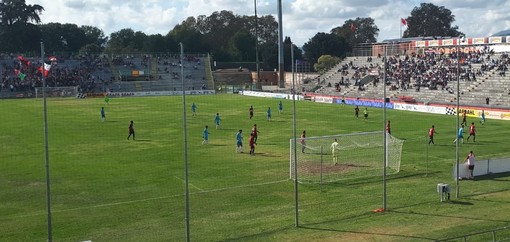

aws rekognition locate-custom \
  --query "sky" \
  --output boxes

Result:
[26,0,510,47]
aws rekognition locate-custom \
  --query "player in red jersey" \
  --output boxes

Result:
[467,122,476,142]
[249,133,256,156]
[428,125,436,144]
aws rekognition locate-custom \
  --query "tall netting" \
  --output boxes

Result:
[290,131,404,183]
[35,86,79,98]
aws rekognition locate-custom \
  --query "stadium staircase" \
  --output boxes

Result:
[204,54,215,90]
[135,82,143,91]
[150,57,158,80]
[107,56,120,81]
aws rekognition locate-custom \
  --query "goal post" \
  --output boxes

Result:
[35,86,79,98]
[290,131,404,183]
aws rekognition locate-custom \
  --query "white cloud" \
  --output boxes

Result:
[25,0,510,46]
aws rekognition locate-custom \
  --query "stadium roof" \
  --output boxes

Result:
[380,36,448,44]
[491,29,510,37]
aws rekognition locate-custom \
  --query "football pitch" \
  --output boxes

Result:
[1,94,510,241]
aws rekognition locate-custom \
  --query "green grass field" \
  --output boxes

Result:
[1,94,510,241]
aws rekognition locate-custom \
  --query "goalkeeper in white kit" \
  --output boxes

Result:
[331,138,339,165]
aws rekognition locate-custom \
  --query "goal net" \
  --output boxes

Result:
[35,86,79,98]
[289,131,404,183]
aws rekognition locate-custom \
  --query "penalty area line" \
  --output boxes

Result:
[0,179,289,220]
[174,176,204,191]
[192,179,288,195]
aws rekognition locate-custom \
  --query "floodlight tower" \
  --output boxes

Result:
[254,0,260,90]
[455,35,465,198]
[277,0,285,88]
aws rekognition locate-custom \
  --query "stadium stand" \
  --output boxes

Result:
[313,47,510,108]
[0,53,211,98]
[107,54,209,92]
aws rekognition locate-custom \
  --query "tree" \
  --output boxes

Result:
[331,17,379,51]
[168,17,207,52]
[259,41,278,71]
[105,28,147,54]
[0,0,44,52]
[197,10,243,51]
[79,43,102,55]
[314,55,341,74]
[302,32,347,65]
[0,0,43,25]
[80,25,107,47]
[142,34,168,52]
[283,36,303,72]
[403,3,463,38]
[229,30,256,61]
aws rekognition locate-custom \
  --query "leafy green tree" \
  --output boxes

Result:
[314,55,341,74]
[106,28,147,54]
[142,34,168,52]
[80,25,107,47]
[0,0,44,52]
[403,3,463,38]
[79,43,102,55]
[331,17,379,50]
[0,0,43,25]
[302,32,347,65]
[168,17,208,52]
[284,36,303,72]
[39,23,67,53]
[259,42,278,71]
[229,30,256,61]
[242,15,278,45]
[197,10,243,51]
[60,23,87,53]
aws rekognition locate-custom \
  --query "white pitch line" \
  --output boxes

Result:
[174,176,204,191]
[0,179,289,220]
[192,179,288,194]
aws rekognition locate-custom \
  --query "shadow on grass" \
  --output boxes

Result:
[221,225,295,242]
[298,225,436,241]
[320,171,441,187]
[390,209,509,223]
[253,152,281,157]
[464,195,510,204]
[448,200,474,205]
[470,171,510,181]
[466,140,500,145]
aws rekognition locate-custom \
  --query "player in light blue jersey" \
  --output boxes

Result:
[202,125,209,144]
[191,103,197,116]
[236,129,243,153]
[100,107,105,122]
[214,113,221,129]
[453,125,464,144]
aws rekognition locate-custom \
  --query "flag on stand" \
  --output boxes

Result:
[18,55,31,67]
[401,18,407,26]
[14,69,26,81]
[38,62,51,77]
[38,56,58,77]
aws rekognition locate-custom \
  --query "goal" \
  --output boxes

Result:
[289,131,404,183]
[35,86,79,98]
